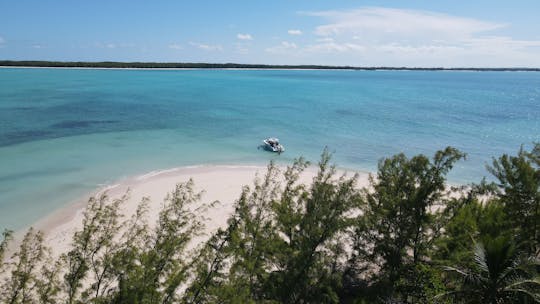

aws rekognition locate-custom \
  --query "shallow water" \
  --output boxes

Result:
[1,68,539,230]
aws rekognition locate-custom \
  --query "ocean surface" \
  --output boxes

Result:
[1,68,539,230]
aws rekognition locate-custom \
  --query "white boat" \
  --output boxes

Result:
[262,137,285,153]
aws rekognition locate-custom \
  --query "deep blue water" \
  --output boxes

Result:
[1,68,539,230]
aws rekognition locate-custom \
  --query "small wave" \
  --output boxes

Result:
[95,183,121,196]
[135,168,183,181]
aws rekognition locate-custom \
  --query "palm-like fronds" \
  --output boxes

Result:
[441,237,539,303]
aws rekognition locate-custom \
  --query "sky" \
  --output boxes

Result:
[1,0,539,67]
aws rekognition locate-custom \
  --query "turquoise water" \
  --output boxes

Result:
[1,68,540,230]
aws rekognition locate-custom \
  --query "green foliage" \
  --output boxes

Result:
[0,228,48,304]
[109,180,209,303]
[62,192,125,303]
[0,181,209,304]
[2,146,540,303]
[350,147,465,301]
[435,198,512,269]
[225,162,282,301]
[434,198,481,267]
[487,143,540,255]
[186,150,361,303]
[395,263,449,304]
[0,229,13,269]
[184,226,237,303]
[184,164,279,303]
[442,236,540,303]
[269,152,361,303]
[37,258,63,303]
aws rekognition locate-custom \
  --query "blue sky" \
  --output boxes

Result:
[1,0,539,67]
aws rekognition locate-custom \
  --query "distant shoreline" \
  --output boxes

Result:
[1,61,539,72]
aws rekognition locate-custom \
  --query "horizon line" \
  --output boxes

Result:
[1,60,539,71]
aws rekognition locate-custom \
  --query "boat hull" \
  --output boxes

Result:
[262,139,284,153]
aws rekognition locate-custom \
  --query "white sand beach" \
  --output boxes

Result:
[27,165,370,257]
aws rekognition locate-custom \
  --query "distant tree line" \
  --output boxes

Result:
[1,145,539,303]
[1,60,539,71]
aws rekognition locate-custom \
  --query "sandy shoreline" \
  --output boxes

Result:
[20,164,369,256]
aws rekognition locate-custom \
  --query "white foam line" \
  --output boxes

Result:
[136,169,178,181]
[95,183,121,196]
[133,165,269,181]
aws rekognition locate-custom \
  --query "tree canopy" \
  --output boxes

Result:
[1,146,539,303]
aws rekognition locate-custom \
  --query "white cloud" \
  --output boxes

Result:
[466,36,540,49]
[288,30,302,35]
[169,43,183,50]
[266,41,298,54]
[306,42,365,53]
[294,7,540,67]
[106,43,116,49]
[305,7,504,40]
[0,36,4,44]
[316,37,334,43]
[32,44,43,49]
[237,33,253,40]
[374,43,464,54]
[189,42,223,51]
[282,41,297,49]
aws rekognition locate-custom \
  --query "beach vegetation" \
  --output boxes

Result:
[487,144,540,256]
[0,228,48,303]
[440,235,540,303]
[344,147,466,303]
[0,229,13,270]
[0,146,539,303]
